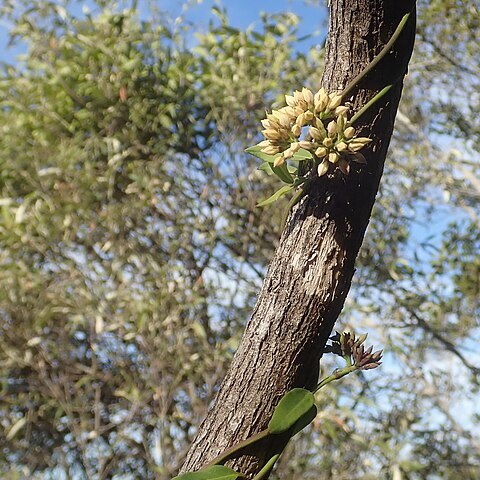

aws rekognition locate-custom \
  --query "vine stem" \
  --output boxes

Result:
[341,10,413,99]
[251,454,281,480]
[207,429,270,467]
[312,364,358,394]
[348,84,393,125]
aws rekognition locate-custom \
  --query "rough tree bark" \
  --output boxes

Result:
[180,0,416,477]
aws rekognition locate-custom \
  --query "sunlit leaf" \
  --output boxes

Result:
[268,388,315,434]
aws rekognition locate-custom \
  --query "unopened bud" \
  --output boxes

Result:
[314,87,329,112]
[348,142,365,152]
[335,105,349,116]
[328,152,340,164]
[344,126,355,139]
[315,146,328,158]
[285,94,296,107]
[327,121,338,137]
[327,93,343,110]
[302,87,314,105]
[296,113,307,127]
[317,159,329,177]
[272,109,292,127]
[284,142,300,158]
[262,129,281,141]
[261,145,280,155]
[299,140,314,150]
[291,124,302,137]
[323,137,334,148]
[309,126,324,141]
[304,111,314,122]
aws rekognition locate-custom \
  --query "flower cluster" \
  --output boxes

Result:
[258,87,372,176]
[327,331,383,370]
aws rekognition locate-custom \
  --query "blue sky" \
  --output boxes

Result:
[0,0,327,64]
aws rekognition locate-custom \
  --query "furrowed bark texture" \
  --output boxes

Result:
[180,0,416,477]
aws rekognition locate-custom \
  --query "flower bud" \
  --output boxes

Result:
[353,137,372,145]
[323,137,333,148]
[317,159,329,177]
[293,90,307,109]
[296,113,307,127]
[309,126,324,141]
[273,155,285,167]
[335,105,349,116]
[315,118,327,136]
[281,106,296,118]
[327,121,338,137]
[302,87,314,105]
[327,93,343,110]
[299,140,314,150]
[291,124,302,137]
[285,94,296,107]
[261,145,280,155]
[348,142,367,152]
[336,114,346,131]
[343,126,355,139]
[328,152,340,164]
[284,142,300,159]
[315,146,328,158]
[314,87,329,112]
[272,109,291,128]
[336,141,348,152]
[262,129,281,141]
[294,106,305,116]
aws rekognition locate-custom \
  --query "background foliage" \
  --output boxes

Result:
[0,1,478,479]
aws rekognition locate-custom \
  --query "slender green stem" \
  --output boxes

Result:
[251,454,281,480]
[341,10,413,99]
[348,84,393,125]
[207,429,270,467]
[281,178,311,230]
[312,365,358,394]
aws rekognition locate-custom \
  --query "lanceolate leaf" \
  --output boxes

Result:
[271,162,294,184]
[256,184,294,207]
[257,162,274,175]
[268,388,315,434]
[172,465,245,480]
[291,148,313,161]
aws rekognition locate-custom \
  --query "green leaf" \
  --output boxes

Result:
[172,465,245,480]
[291,404,317,437]
[256,185,294,207]
[271,162,293,184]
[268,388,315,434]
[291,148,313,161]
[257,162,273,175]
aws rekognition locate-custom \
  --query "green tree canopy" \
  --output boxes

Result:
[0,1,478,479]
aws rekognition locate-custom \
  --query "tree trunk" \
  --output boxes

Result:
[179,0,416,477]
